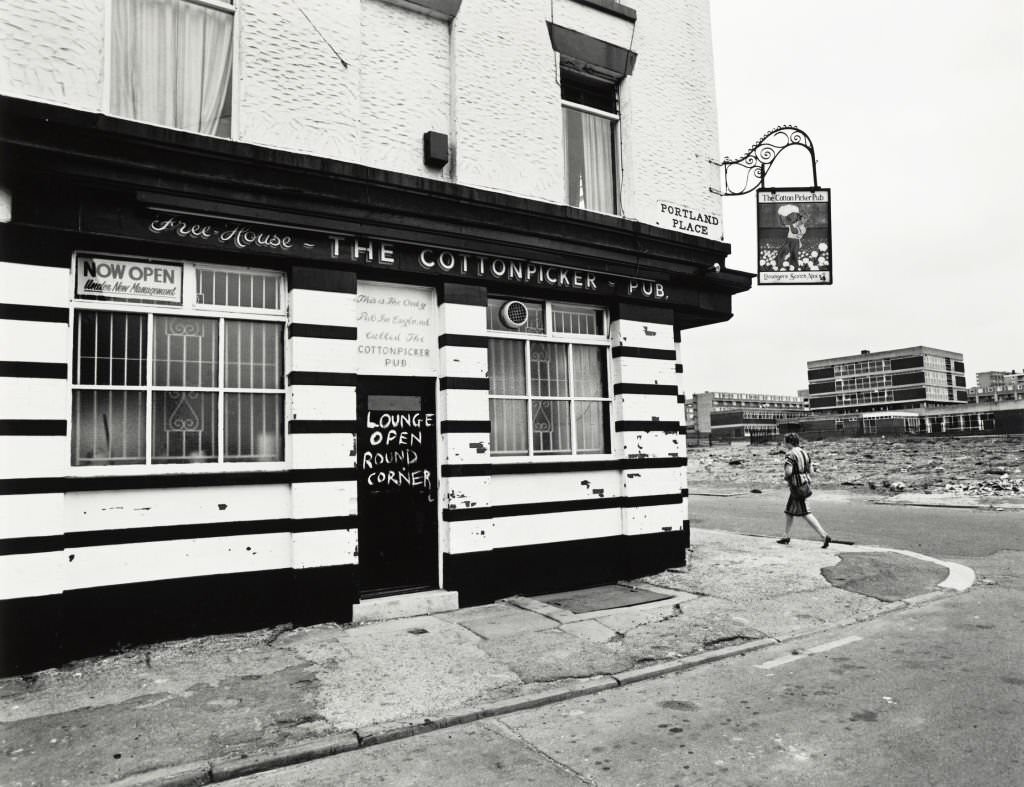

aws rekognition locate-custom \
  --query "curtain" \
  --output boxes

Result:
[572,346,608,453]
[574,400,608,454]
[488,339,528,454]
[532,400,571,453]
[488,339,526,395]
[111,0,233,135]
[563,107,616,213]
[489,399,528,455]
[530,342,569,397]
[72,390,147,465]
[571,345,606,397]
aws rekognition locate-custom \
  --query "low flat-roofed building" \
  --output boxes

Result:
[691,390,807,437]
[779,401,1023,440]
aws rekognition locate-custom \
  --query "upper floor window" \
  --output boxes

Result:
[110,0,234,137]
[561,69,618,215]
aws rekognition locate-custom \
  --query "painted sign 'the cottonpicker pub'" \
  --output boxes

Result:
[756,188,833,285]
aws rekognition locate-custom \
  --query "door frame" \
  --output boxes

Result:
[355,374,440,595]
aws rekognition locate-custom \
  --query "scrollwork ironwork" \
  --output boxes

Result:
[710,126,818,197]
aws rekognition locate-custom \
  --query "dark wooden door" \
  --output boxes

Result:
[356,376,438,595]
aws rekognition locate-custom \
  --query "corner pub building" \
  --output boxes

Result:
[0,0,751,674]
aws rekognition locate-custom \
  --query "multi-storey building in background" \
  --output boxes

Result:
[690,390,807,441]
[975,370,1023,388]
[0,0,752,673]
[806,347,967,414]
[968,382,1024,404]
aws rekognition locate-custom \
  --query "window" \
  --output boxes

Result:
[110,0,234,136]
[562,70,618,214]
[487,299,610,456]
[72,262,285,467]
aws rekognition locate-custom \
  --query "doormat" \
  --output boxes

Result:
[533,585,672,614]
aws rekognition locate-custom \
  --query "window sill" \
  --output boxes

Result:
[66,461,289,477]
[490,453,616,464]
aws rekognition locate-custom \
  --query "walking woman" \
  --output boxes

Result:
[777,433,831,548]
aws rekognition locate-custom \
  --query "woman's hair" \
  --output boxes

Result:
[783,432,800,446]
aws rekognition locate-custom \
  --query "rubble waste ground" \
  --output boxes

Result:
[686,434,1023,500]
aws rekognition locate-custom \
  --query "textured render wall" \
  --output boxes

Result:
[238,0,450,178]
[621,0,724,228]
[0,0,105,110]
[0,0,723,231]
[551,0,634,49]
[358,1,450,176]
[452,0,565,202]
[237,0,362,164]
[452,0,721,222]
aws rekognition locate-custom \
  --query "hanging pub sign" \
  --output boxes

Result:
[756,188,832,285]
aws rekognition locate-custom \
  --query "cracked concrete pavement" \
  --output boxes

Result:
[0,528,972,787]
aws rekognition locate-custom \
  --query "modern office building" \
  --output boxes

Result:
[807,347,967,414]
[0,0,752,673]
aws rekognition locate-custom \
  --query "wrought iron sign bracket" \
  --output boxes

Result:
[709,126,818,197]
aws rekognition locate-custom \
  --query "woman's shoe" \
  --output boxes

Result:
[776,538,790,545]
[822,535,831,549]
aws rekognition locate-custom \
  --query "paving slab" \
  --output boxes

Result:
[534,584,673,614]
[478,629,636,683]
[2,664,330,786]
[610,596,767,663]
[559,619,619,644]
[435,603,560,639]
[596,602,691,636]
[725,587,901,640]
[646,541,839,602]
[275,616,521,730]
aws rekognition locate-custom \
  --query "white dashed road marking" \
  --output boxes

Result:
[756,635,863,670]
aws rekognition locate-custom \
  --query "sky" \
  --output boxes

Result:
[680,0,1024,395]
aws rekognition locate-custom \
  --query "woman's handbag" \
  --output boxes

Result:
[791,476,813,500]
[790,447,813,500]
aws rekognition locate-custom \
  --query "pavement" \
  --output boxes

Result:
[0,528,976,787]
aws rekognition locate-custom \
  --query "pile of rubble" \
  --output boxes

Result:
[686,435,1024,499]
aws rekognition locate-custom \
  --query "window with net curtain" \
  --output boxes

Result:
[71,264,285,466]
[487,299,610,456]
[110,0,234,137]
[562,70,618,214]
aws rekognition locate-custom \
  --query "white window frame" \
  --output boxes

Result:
[486,299,612,461]
[68,255,287,475]
[561,75,621,216]
[104,0,238,138]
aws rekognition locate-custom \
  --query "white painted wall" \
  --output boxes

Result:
[0,0,722,230]
[0,0,106,109]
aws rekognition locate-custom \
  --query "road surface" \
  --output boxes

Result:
[235,493,1024,785]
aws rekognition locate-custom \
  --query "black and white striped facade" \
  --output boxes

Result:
[0,97,751,674]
